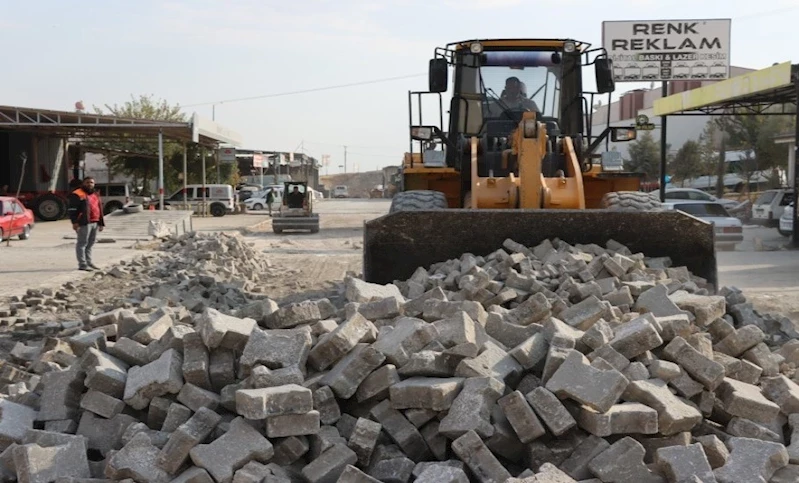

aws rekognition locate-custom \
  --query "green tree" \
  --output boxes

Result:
[625,131,661,181]
[720,114,792,191]
[669,140,702,186]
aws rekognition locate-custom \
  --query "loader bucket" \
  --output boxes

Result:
[363,209,718,290]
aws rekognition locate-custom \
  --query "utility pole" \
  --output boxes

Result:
[343,145,347,173]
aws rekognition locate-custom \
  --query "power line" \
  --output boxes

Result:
[181,73,426,108]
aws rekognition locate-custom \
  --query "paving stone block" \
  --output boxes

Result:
[320,344,386,399]
[716,377,781,426]
[271,435,309,466]
[609,313,664,359]
[265,410,320,438]
[577,402,659,437]
[439,376,504,439]
[695,435,729,469]
[648,360,681,382]
[622,379,702,436]
[545,350,628,413]
[181,332,213,391]
[105,432,171,483]
[13,435,91,483]
[668,291,726,327]
[167,466,215,483]
[337,465,382,483]
[455,340,523,384]
[497,390,546,443]
[79,390,124,419]
[189,417,274,483]
[654,443,715,483]
[525,387,576,436]
[451,430,512,483]
[348,418,381,466]
[369,400,430,462]
[559,434,610,480]
[587,436,666,483]
[0,399,37,445]
[209,349,237,392]
[313,386,341,425]
[162,403,193,433]
[235,384,313,419]
[760,375,799,415]
[307,313,373,371]
[239,326,313,375]
[713,437,788,483]
[123,348,184,410]
[713,325,765,358]
[301,443,358,483]
[263,300,322,329]
[373,317,438,367]
[156,407,221,475]
[196,308,256,351]
[355,364,400,402]
[389,377,464,411]
[662,336,726,391]
[248,365,304,389]
[37,368,86,421]
[77,412,138,456]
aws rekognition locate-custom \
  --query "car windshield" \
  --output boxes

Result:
[674,203,731,217]
[459,50,562,120]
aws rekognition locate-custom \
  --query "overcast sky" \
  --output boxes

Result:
[3,0,797,174]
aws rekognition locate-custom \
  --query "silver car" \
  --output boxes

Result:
[664,201,744,249]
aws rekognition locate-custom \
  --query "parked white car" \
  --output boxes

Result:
[664,188,738,210]
[245,188,283,211]
[664,201,743,249]
[752,189,794,227]
[779,201,794,237]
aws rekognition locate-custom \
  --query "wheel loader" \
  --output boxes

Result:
[363,38,717,288]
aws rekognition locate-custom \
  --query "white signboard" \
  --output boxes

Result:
[602,19,731,82]
[252,153,264,168]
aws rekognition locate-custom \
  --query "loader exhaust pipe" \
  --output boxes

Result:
[363,209,717,290]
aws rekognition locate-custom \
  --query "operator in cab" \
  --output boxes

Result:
[286,186,305,208]
[500,76,539,111]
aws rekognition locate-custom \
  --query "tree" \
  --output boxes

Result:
[87,95,240,194]
[625,131,661,181]
[670,140,702,186]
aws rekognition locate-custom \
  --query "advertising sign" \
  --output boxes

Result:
[602,19,731,82]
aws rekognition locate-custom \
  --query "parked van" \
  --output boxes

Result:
[164,184,236,217]
[94,183,131,215]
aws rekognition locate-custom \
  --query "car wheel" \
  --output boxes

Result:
[18,225,31,240]
[210,203,227,217]
[253,203,264,211]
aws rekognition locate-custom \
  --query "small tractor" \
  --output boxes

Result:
[272,181,320,234]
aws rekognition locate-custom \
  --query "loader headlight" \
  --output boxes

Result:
[563,41,576,53]
[411,126,434,141]
[470,42,483,54]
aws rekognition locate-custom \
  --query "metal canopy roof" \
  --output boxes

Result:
[0,104,242,147]
[653,62,798,116]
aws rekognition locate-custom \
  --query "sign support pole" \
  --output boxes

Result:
[659,81,668,202]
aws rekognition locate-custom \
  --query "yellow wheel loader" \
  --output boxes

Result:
[363,39,717,287]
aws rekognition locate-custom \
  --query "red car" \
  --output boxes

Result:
[0,196,34,241]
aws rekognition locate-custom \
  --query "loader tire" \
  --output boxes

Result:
[600,191,663,212]
[389,190,449,213]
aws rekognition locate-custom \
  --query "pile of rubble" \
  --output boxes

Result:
[0,233,277,328]
[2,236,799,482]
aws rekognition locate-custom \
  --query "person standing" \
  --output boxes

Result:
[67,176,105,271]
[266,188,275,216]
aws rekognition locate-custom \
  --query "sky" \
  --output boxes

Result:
[2,0,798,174]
